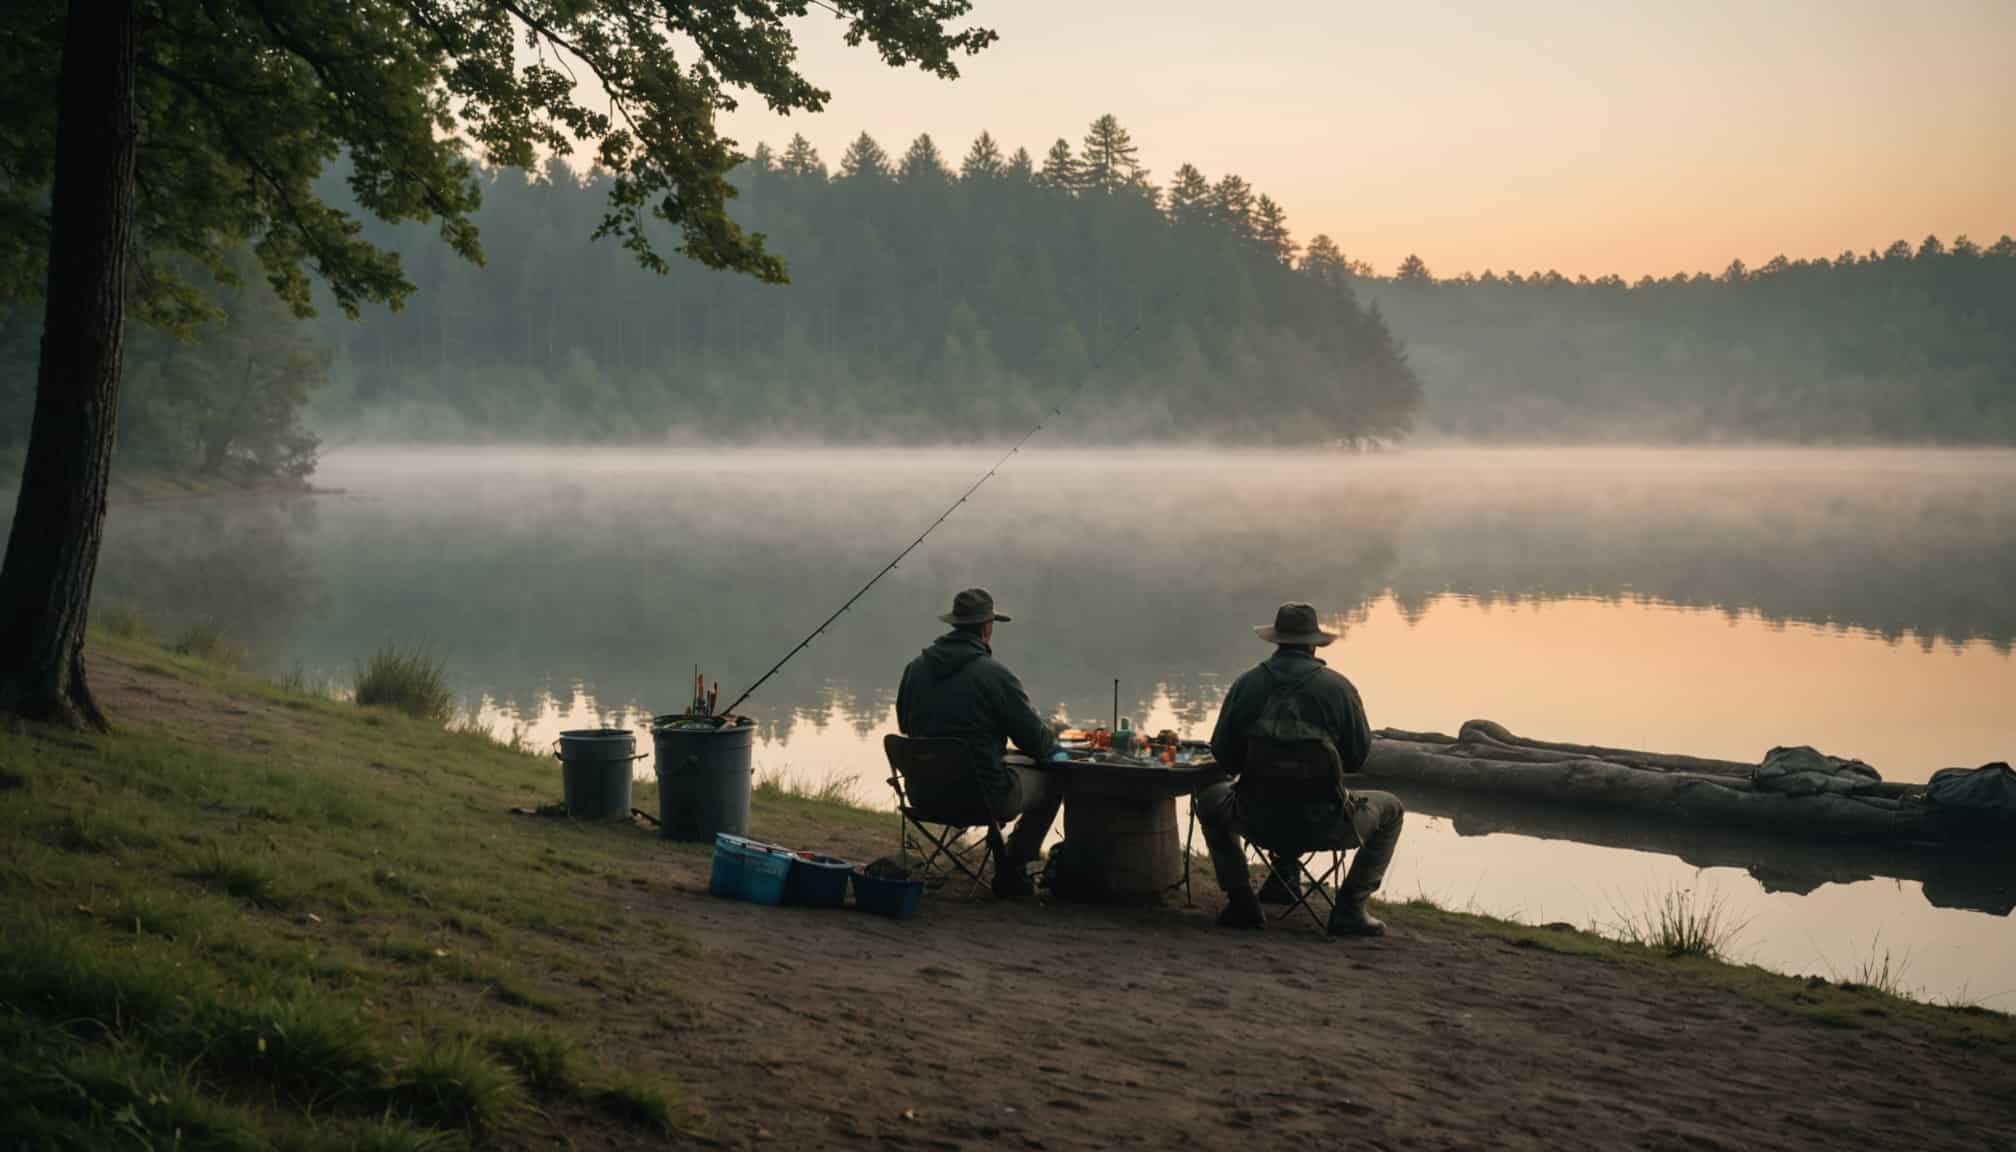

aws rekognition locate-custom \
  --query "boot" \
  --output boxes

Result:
[1327,895,1385,938]
[1216,886,1266,930]
[1256,860,1301,906]
[992,862,1036,902]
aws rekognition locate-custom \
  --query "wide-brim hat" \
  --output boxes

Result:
[939,587,1012,625]
[1255,601,1337,646]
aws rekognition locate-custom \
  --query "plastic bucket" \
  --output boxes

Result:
[555,728,638,821]
[852,869,925,920]
[651,715,755,842]
[785,854,854,909]
[738,842,793,905]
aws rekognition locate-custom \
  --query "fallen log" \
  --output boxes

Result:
[1358,721,2006,845]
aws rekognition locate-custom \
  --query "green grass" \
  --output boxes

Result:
[187,844,290,908]
[353,642,456,723]
[1604,885,1747,960]
[388,1037,526,1132]
[92,597,149,641]
[596,1076,684,1136]
[0,633,748,1146]
[1832,935,1914,999]
[172,619,247,669]
[275,663,334,699]
[754,765,866,808]
[487,1028,580,1098]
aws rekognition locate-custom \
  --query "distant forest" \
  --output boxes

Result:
[4,114,2014,470]
[1362,237,2016,441]
[307,116,1418,444]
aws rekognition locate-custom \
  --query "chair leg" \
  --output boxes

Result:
[1260,851,1342,931]
[1281,852,1341,928]
[1177,799,1198,906]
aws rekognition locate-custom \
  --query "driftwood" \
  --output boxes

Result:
[1359,721,2004,845]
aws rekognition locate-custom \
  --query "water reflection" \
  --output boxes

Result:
[52,447,2016,1006]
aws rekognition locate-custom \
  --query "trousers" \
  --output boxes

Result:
[1194,781,1405,901]
[993,760,1064,866]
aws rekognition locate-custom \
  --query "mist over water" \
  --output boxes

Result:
[76,445,2016,1005]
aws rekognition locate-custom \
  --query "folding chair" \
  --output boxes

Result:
[1237,738,1356,931]
[882,734,1009,896]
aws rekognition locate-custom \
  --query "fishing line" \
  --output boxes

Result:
[716,306,1163,718]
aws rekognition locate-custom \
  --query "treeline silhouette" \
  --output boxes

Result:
[5,116,2013,465]
[310,115,1419,444]
[1362,236,2016,441]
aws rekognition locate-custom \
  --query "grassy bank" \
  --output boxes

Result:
[0,635,703,1149]
[2,635,2004,1147]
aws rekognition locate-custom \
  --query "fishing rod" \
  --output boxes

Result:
[715,310,1161,719]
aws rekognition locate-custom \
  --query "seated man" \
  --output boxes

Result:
[1195,602,1404,935]
[896,587,1067,899]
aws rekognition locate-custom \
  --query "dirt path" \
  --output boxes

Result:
[629,817,2014,1152]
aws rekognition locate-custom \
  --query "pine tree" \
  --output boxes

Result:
[899,134,952,184]
[839,132,893,181]
[960,131,1005,180]
[1037,139,1080,192]
[1254,194,1294,264]
[1005,147,1035,182]
[1302,234,1346,283]
[1079,113,1147,194]
[780,134,826,180]
[1164,164,1212,228]
[1210,174,1255,239]
[1395,253,1432,281]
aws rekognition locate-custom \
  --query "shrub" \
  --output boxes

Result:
[173,620,246,668]
[1606,885,1746,960]
[353,643,455,724]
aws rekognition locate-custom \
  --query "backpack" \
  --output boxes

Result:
[1240,668,1349,811]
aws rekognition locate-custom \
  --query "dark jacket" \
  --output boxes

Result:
[896,630,1057,792]
[1208,648,1372,780]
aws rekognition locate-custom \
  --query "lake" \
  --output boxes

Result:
[87,446,2016,1007]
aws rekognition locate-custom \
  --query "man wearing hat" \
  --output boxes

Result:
[1195,602,1405,935]
[897,587,1068,900]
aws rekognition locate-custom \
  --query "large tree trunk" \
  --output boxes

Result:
[0,0,139,730]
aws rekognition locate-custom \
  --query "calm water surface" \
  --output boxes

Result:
[92,447,2016,1006]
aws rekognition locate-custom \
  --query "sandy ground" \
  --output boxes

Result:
[625,812,2016,1152]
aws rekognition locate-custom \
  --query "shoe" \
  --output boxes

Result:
[1327,896,1386,937]
[1216,888,1266,930]
[1256,866,1301,906]
[992,865,1036,902]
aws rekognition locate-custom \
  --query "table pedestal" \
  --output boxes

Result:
[1054,793,1182,903]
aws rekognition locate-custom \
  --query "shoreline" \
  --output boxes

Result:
[1,634,2008,1147]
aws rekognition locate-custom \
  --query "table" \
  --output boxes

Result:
[1045,755,1222,904]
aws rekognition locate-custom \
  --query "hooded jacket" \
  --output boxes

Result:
[896,630,1057,792]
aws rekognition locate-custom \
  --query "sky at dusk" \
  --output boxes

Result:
[714,0,2014,280]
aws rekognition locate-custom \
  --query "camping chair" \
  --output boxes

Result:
[1237,738,1356,930]
[882,734,1009,896]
